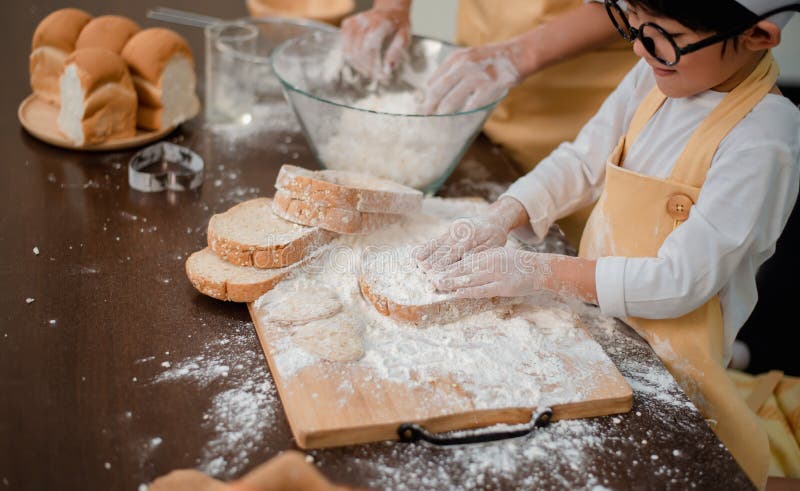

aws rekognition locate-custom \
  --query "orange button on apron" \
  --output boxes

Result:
[666,194,693,221]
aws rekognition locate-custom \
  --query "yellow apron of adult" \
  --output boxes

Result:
[579,52,779,489]
[457,0,638,244]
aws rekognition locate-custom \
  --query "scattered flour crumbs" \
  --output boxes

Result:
[256,199,610,412]
[147,320,278,478]
[141,199,700,489]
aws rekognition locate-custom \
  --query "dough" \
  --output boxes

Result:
[261,287,342,325]
[292,312,365,362]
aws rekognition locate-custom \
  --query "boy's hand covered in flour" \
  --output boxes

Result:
[431,247,553,299]
[341,0,412,82]
[416,196,527,271]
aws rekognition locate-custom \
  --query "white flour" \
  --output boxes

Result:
[146,321,278,479]
[360,244,448,305]
[254,198,614,411]
[311,97,484,190]
[296,305,710,491]
[135,269,705,489]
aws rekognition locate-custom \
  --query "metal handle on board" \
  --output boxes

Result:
[396,407,553,446]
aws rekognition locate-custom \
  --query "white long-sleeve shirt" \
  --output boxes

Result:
[503,58,800,362]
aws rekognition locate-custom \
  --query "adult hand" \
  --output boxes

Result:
[432,247,553,299]
[341,0,412,82]
[420,43,523,115]
[416,196,528,271]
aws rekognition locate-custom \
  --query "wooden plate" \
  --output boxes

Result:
[18,94,183,152]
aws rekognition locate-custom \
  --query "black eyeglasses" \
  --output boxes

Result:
[605,0,800,66]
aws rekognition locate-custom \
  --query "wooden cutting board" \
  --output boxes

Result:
[248,302,632,449]
[247,197,632,449]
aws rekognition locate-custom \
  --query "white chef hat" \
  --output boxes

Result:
[733,0,797,28]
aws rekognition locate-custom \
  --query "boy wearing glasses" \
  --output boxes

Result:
[419,0,799,487]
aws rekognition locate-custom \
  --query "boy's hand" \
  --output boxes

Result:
[416,196,528,271]
[431,247,552,299]
[416,217,510,272]
[341,0,411,82]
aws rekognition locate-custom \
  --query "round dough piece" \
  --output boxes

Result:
[260,287,342,325]
[292,312,365,362]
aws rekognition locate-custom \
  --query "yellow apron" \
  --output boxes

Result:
[579,52,779,489]
[730,370,800,478]
[457,0,638,244]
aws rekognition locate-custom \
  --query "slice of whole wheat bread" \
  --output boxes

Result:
[185,247,308,302]
[358,276,512,326]
[207,197,334,269]
[271,189,402,235]
[275,164,423,214]
[357,245,513,326]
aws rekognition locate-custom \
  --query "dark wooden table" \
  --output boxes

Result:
[0,2,755,490]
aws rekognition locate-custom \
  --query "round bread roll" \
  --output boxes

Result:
[75,15,141,54]
[30,8,93,105]
[121,28,199,130]
[57,48,137,146]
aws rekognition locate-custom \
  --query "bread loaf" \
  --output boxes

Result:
[207,197,335,269]
[57,48,137,146]
[75,15,141,54]
[121,28,199,130]
[30,8,93,105]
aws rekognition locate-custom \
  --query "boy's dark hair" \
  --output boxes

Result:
[626,0,760,52]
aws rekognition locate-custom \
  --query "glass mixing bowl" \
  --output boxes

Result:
[270,30,507,194]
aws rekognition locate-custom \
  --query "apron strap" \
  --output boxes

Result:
[670,52,780,188]
[620,85,667,162]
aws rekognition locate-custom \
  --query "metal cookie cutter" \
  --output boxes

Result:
[128,142,204,192]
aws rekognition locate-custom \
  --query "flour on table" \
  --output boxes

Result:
[143,321,278,479]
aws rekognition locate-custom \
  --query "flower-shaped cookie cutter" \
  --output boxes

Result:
[128,142,204,192]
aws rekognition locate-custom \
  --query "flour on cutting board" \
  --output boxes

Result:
[253,198,614,410]
[136,199,700,487]
[301,304,708,491]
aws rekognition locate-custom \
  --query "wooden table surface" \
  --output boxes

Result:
[0,1,755,490]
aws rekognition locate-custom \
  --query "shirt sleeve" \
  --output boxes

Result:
[596,105,800,319]
[501,60,651,243]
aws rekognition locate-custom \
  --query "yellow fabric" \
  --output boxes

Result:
[456,0,638,245]
[578,52,780,489]
[776,376,800,443]
[730,370,800,478]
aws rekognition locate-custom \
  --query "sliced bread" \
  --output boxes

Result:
[271,189,402,235]
[207,197,334,269]
[275,164,423,214]
[185,247,307,302]
[358,245,513,326]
